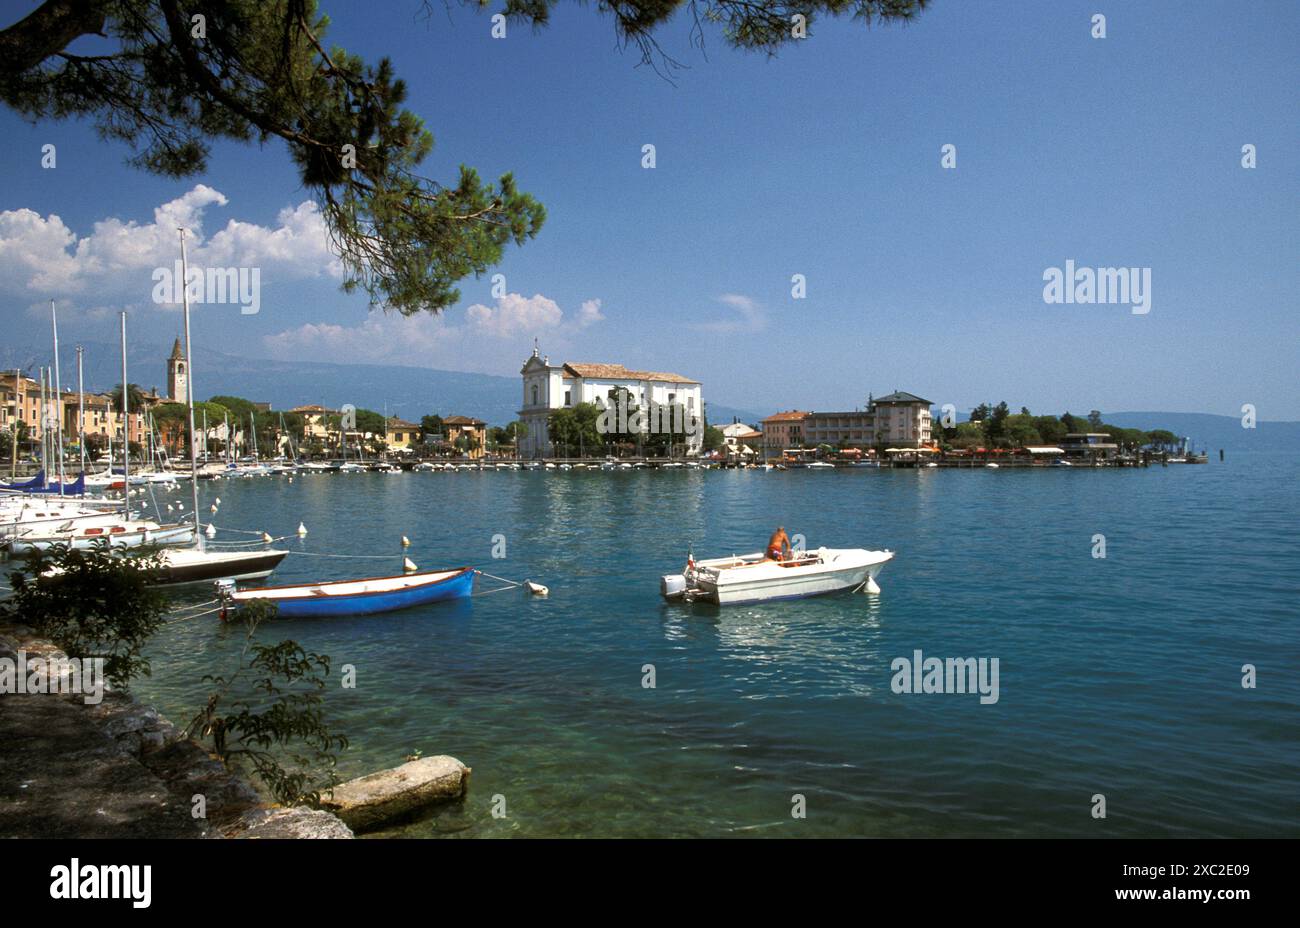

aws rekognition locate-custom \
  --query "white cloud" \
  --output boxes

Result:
[692,293,765,333]
[263,291,606,371]
[0,209,79,293]
[575,298,605,328]
[465,292,564,337]
[263,313,461,368]
[0,186,340,311]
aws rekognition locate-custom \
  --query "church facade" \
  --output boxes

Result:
[518,346,703,459]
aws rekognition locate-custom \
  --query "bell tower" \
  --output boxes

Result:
[167,338,188,402]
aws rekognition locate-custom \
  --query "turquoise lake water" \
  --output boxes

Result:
[132,455,1300,837]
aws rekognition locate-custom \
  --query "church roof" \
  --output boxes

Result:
[563,362,699,384]
[169,338,185,361]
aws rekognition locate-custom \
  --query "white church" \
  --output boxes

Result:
[518,346,704,459]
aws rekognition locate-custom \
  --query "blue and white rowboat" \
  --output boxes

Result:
[229,566,474,618]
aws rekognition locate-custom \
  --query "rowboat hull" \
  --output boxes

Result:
[231,567,474,618]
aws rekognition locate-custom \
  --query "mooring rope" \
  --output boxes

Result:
[473,582,524,597]
[283,550,405,560]
[474,569,524,588]
[205,535,295,548]
[206,524,276,537]
[167,597,220,614]
[165,598,223,623]
[472,569,547,598]
[167,605,224,623]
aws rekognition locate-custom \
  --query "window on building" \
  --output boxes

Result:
[531,384,538,406]
[565,389,571,406]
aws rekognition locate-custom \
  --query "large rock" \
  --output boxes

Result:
[228,807,354,839]
[322,756,469,832]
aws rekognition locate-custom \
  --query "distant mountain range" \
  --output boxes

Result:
[1098,412,1299,453]
[0,341,762,429]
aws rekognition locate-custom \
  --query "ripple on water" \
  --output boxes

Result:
[133,457,1300,837]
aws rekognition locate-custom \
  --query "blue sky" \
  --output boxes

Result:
[0,0,1296,418]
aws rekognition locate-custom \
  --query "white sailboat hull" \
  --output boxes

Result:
[8,522,195,554]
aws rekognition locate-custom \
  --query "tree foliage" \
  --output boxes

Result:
[473,0,929,74]
[110,382,147,414]
[1,0,927,314]
[549,402,603,456]
[938,404,1183,451]
[3,541,169,688]
[419,414,444,437]
[187,600,348,807]
[0,0,544,316]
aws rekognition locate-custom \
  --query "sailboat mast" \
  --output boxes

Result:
[9,369,18,480]
[179,229,203,547]
[76,346,85,476]
[120,312,130,517]
[50,301,66,493]
[38,368,46,478]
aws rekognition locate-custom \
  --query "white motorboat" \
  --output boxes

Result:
[660,546,894,605]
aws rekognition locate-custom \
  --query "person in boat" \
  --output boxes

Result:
[766,526,792,561]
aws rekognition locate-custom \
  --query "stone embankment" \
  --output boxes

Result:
[0,623,469,839]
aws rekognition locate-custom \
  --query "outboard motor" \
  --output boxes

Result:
[214,578,237,621]
[660,573,687,601]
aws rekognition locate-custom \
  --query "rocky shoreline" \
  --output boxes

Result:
[0,622,469,839]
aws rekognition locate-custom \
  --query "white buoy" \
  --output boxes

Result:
[403,557,418,572]
[526,581,549,597]
[205,523,216,538]
[401,535,411,547]
[864,576,881,594]
[214,497,221,505]
[261,531,273,543]
[297,522,308,537]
